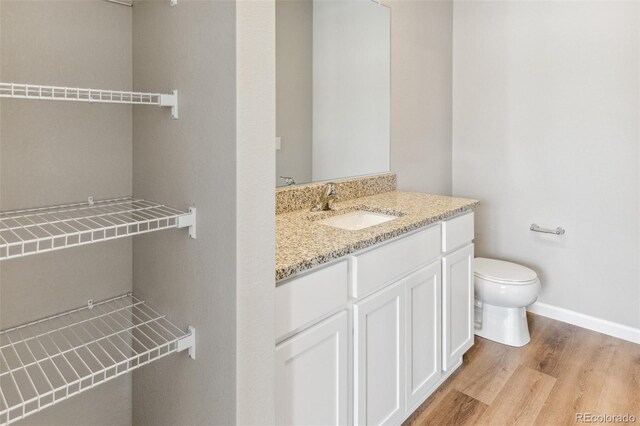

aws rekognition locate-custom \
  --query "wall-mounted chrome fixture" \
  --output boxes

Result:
[279,176,297,186]
[530,223,565,235]
[104,0,133,7]
[103,0,177,7]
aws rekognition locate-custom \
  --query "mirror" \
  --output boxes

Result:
[276,0,390,187]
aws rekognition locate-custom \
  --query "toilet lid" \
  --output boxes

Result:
[474,258,538,284]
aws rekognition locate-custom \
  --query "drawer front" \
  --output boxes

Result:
[353,225,441,298]
[276,260,349,340]
[442,212,474,253]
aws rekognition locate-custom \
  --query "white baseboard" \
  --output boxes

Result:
[527,302,640,344]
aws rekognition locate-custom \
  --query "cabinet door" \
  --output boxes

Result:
[354,281,405,426]
[442,244,474,371]
[276,311,349,426]
[405,261,442,412]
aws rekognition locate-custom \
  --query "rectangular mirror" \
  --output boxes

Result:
[276,0,391,187]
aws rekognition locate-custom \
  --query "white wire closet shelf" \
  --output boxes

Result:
[0,294,195,426]
[0,197,196,260]
[0,82,178,119]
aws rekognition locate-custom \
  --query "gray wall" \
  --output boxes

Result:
[131,0,237,424]
[385,0,453,195]
[276,0,312,186]
[0,1,133,424]
[452,1,640,328]
[236,1,276,422]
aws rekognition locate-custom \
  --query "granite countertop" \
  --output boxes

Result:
[276,191,479,281]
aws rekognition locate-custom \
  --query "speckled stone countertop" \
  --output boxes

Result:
[276,191,479,282]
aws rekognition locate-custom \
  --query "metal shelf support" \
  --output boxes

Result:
[177,326,196,360]
[159,90,178,119]
[176,207,196,239]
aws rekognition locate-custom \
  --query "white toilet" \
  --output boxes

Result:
[474,258,541,347]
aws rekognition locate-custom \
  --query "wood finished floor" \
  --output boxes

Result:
[406,313,640,426]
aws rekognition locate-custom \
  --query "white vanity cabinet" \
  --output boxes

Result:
[405,260,442,413]
[441,213,475,371]
[354,281,406,426]
[276,212,475,426]
[275,260,350,426]
[276,311,349,426]
[353,260,443,425]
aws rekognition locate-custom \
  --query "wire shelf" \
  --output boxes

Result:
[0,294,194,426]
[0,197,196,260]
[0,83,178,118]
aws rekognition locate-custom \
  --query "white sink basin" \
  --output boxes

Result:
[316,210,398,231]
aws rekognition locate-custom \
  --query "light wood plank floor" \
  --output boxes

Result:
[406,313,640,425]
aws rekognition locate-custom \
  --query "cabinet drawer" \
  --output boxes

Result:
[276,260,348,340]
[442,212,474,253]
[353,226,441,298]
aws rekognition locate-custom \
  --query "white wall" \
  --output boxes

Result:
[385,0,454,195]
[452,1,640,329]
[132,1,237,424]
[312,0,390,182]
[236,0,277,424]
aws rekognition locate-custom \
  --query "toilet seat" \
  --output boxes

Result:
[474,258,537,285]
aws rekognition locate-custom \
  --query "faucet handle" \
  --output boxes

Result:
[325,182,338,196]
[311,182,341,211]
[279,176,297,186]
[325,183,340,210]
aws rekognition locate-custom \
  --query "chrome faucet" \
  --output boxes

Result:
[279,176,297,186]
[312,182,341,211]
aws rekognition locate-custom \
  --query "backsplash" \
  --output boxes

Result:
[276,173,397,214]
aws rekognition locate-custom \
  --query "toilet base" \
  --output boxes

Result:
[475,303,531,347]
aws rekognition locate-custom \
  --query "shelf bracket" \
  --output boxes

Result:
[177,206,196,239]
[159,90,178,119]
[177,326,196,360]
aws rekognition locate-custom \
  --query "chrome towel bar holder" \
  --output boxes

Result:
[103,0,177,7]
[530,223,565,235]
